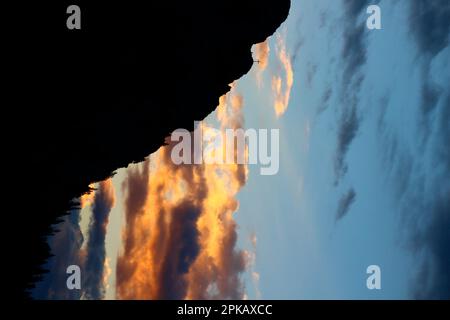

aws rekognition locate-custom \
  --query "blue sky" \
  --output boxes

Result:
[233,0,449,299]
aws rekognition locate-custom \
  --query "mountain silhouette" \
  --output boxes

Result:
[4,0,290,299]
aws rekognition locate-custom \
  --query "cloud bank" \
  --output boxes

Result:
[116,89,249,299]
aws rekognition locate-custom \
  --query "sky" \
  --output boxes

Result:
[33,0,449,300]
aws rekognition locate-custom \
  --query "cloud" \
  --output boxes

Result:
[80,184,96,208]
[335,188,356,221]
[407,0,450,141]
[253,40,270,86]
[115,160,149,294]
[341,23,367,84]
[250,233,257,248]
[33,179,116,300]
[387,1,450,299]
[376,6,450,296]
[406,94,450,300]
[305,63,317,88]
[290,36,304,66]
[334,106,359,183]
[32,209,84,300]
[411,192,450,300]
[330,2,449,298]
[317,86,332,114]
[378,92,449,299]
[408,0,450,56]
[248,233,261,299]
[340,0,378,82]
[116,89,249,300]
[332,0,377,184]
[271,30,294,117]
[82,179,115,300]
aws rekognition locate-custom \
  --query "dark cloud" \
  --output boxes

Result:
[380,98,450,299]
[340,0,379,83]
[334,105,359,183]
[417,80,442,144]
[32,210,84,300]
[408,0,450,56]
[333,0,378,184]
[290,19,305,66]
[33,180,116,300]
[83,180,115,300]
[158,202,201,299]
[396,1,450,299]
[306,63,318,87]
[378,72,449,299]
[343,0,370,17]
[322,87,332,105]
[411,196,450,299]
[438,95,450,169]
[421,82,441,116]
[336,188,356,221]
[408,0,450,142]
[317,86,332,114]
[412,94,450,299]
[341,23,367,84]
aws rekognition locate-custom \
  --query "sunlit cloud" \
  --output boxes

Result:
[253,40,270,87]
[80,183,96,208]
[271,30,293,117]
[33,179,116,300]
[247,233,261,299]
[116,88,250,300]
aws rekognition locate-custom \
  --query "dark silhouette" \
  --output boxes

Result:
[4,0,290,299]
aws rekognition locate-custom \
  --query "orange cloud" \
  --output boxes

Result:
[272,32,293,117]
[80,183,96,208]
[253,40,270,86]
[116,89,249,300]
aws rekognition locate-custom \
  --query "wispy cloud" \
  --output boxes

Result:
[334,106,359,183]
[271,30,294,117]
[253,40,270,87]
[332,0,377,184]
[335,188,356,221]
[247,233,261,299]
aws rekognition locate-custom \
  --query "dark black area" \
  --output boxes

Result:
[4,0,290,299]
